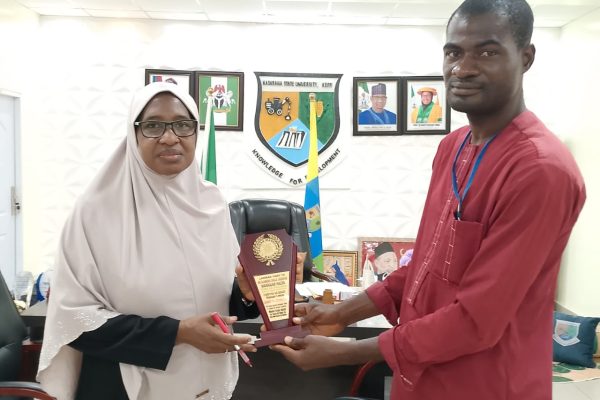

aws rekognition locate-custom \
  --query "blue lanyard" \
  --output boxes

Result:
[451,131,498,220]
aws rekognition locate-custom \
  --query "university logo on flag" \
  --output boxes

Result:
[254,72,342,168]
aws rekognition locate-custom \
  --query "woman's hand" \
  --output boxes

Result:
[292,302,346,337]
[176,314,255,353]
[235,264,255,302]
[295,252,306,283]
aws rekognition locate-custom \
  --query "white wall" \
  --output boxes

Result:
[0,0,38,286]
[9,12,590,316]
[23,17,460,274]
[0,0,38,93]
[554,10,600,316]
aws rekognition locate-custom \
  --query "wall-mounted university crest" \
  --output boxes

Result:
[250,72,343,186]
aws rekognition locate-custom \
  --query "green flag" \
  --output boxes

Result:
[359,81,369,93]
[201,101,217,184]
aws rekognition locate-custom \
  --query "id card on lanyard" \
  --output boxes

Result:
[451,131,498,220]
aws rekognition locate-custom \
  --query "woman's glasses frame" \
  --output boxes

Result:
[134,119,198,138]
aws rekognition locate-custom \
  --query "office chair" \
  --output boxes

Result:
[0,271,55,400]
[334,360,393,400]
[229,198,333,282]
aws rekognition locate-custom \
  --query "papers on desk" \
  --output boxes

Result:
[296,282,361,300]
[15,271,34,307]
[354,314,393,329]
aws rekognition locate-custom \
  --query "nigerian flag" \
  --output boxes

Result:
[359,81,369,94]
[201,100,217,184]
[304,94,323,272]
[198,75,239,128]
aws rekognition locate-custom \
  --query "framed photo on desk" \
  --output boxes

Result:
[358,237,415,281]
[322,250,358,286]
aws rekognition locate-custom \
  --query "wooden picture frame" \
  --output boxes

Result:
[353,77,402,136]
[402,76,450,135]
[195,71,244,131]
[322,250,359,286]
[144,69,194,98]
[358,237,415,281]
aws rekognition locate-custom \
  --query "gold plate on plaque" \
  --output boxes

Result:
[253,234,283,266]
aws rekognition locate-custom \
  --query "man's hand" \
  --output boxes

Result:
[176,314,255,353]
[236,251,307,301]
[293,302,347,337]
[271,336,351,370]
[272,335,383,371]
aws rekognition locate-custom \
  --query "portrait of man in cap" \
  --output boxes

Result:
[411,86,443,124]
[358,238,415,282]
[404,79,449,133]
[372,242,398,281]
[358,82,397,126]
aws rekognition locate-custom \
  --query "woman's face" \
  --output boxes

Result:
[135,93,197,175]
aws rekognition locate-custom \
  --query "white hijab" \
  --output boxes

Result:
[38,82,240,400]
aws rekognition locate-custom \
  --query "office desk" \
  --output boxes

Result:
[233,316,390,400]
[21,300,47,341]
[21,301,391,399]
[19,301,47,381]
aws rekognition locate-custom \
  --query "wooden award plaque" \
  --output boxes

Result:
[238,229,308,347]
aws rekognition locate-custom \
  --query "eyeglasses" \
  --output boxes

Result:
[134,119,198,138]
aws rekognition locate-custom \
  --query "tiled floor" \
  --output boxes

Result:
[383,375,600,399]
[381,378,600,399]
[383,380,600,399]
[553,379,600,399]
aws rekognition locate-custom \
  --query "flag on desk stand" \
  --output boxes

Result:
[201,99,217,184]
[304,93,324,272]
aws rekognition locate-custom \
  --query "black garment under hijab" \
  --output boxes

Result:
[70,280,258,400]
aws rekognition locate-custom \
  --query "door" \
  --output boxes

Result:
[0,93,19,294]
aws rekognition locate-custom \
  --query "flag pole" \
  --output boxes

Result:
[304,93,324,272]
[201,90,217,184]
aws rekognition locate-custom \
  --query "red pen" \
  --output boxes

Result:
[210,312,253,367]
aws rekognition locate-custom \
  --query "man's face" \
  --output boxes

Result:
[420,91,433,106]
[443,12,533,116]
[135,93,197,175]
[373,251,397,275]
[371,95,387,113]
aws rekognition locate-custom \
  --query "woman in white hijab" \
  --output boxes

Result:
[37,82,261,400]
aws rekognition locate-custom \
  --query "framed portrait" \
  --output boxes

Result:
[402,76,450,135]
[322,250,359,286]
[353,77,402,136]
[145,69,194,98]
[358,237,415,282]
[195,71,244,131]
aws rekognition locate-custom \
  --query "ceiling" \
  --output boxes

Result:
[9,0,600,27]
